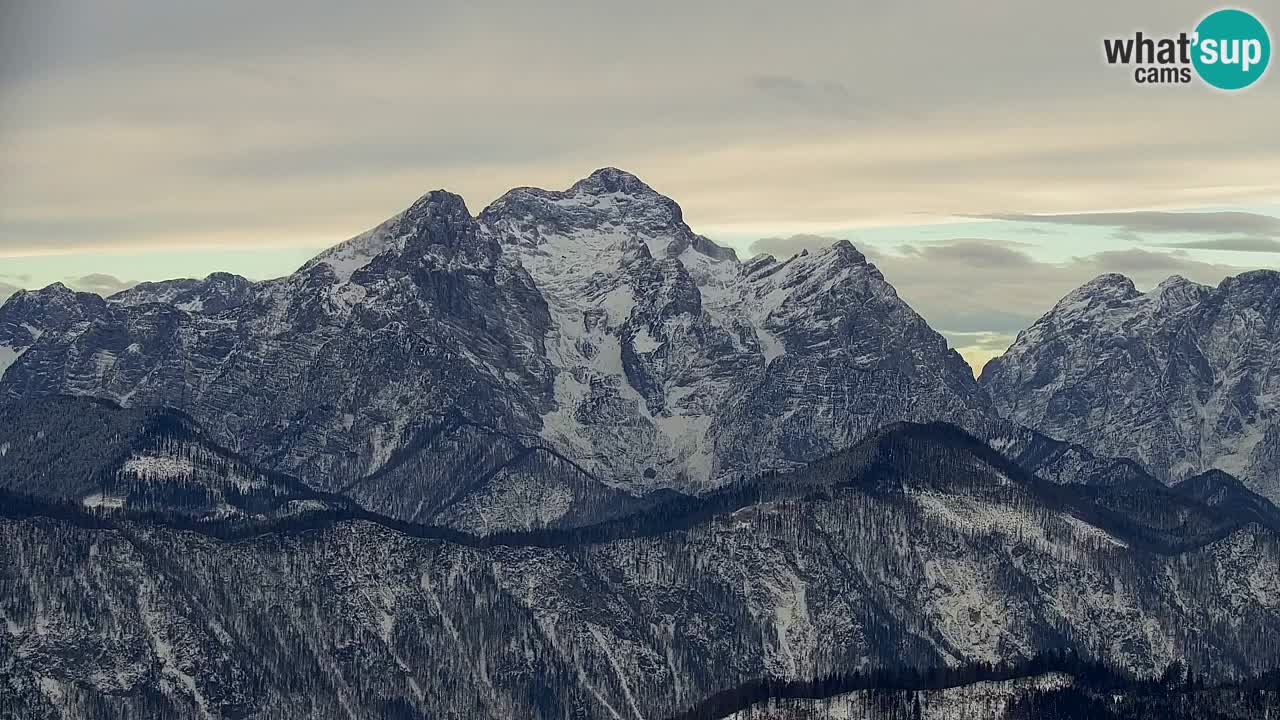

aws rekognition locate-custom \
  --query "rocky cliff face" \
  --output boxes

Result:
[0,169,990,519]
[980,271,1280,502]
[479,168,990,491]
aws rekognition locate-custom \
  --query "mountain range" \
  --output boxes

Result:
[980,271,1280,502]
[1,168,1278,718]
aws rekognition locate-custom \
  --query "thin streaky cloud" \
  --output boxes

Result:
[1151,237,1280,253]
[978,210,1280,239]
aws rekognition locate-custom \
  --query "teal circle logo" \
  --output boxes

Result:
[1193,9,1271,90]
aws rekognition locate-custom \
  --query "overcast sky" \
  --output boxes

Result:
[1,0,1278,372]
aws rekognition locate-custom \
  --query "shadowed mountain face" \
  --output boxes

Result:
[0,169,990,521]
[980,272,1280,502]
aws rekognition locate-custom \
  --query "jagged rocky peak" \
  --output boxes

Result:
[110,271,255,311]
[1,281,104,325]
[1218,268,1280,298]
[1154,273,1199,291]
[742,252,780,275]
[200,271,253,291]
[744,237,867,271]
[303,187,500,282]
[995,273,1211,354]
[567,166,660,197]
[1058,273,1209,316]
[981,269,1280,502]
[1054,272,1139,309]
[0,284,112,379]
[828,237,868,265]
[399,188,474,233]
[1149,274,1212,310]
[688,234,738,262]
[393,189,502,266]
[5,281,83,306]
[2,167,990,500]
[480,167,736,262]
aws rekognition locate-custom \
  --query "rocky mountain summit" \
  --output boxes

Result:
[0,169,989,521]
[980,270,1280,502]
[479,168,990,490]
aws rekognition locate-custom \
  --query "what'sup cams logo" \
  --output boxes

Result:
[1104,8,1270,89]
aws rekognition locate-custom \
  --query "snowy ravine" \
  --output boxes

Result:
[980,272,1280,502]
[0,168,989,523]
[479,169,989,492]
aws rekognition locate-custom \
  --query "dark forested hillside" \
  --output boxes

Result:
[668,652,1280,720]
[0,396,350,522]
[2,418,1279,719]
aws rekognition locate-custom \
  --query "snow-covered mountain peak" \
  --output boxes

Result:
[26,281,73,296]
[478,167,733,264]
[399,188,473,229]
[742,237,868,275]
[982,269,1280,501]
[1056,272,1139,308]
[393,190,502,268]
[111,272,254,311]
[6,282,84,307]
[1150,274,1212,311]
[302,188,497,283]
[828,237,867,265]
[1011,273,1214,349]
[1,281,103,319]
[567,166,659,197]
[1154,274,1196,291]
[1219,268,1280,296]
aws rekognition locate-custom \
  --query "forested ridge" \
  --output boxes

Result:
[4,401,1280,718]
[2,420,1277,557]
[665,651,1280,719]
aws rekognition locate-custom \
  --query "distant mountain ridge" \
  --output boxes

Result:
[8,399,1276,550]
[980,270,1280,502]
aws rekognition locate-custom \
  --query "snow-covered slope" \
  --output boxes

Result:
[480,168,990,490]
[980,271,1280,502]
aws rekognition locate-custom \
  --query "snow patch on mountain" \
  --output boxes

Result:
[121,455,197,480]
[302,213,409,282]
[0,344,22,377]
[81,492,126,509]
